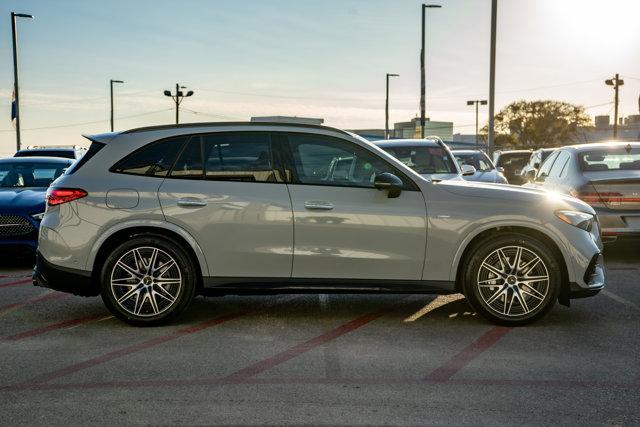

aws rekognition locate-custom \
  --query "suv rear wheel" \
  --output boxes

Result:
[100,235,197,326]
[463,233,561,326]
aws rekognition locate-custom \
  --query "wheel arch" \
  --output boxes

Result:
[87,221,209,289]
[452,224,571,296]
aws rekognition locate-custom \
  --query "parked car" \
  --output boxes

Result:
[374,138,475,180]
[452,149,508,184]
[15,145,86,160]
[0,156,74,253]
[35,122,603,326]
[525,141,640,243]
[493,150,532,185]
[521,148,556,182]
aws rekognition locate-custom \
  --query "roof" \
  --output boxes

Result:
[0,156,73,164]
[17,147,76,152]
[451,149,484,154]
[562,141,640,152]
[122,121,350,136]
[373,139,441,148]
[494,149,532,154]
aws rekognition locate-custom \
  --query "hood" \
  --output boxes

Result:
[420,173,462,181]
[436,179,594,214]
[462,170,503,183]
[0,188,47,215]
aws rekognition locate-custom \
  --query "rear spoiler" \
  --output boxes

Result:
[82,132,121,145]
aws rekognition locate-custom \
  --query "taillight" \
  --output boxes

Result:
[46,188,87,206]
[576,191,624,207]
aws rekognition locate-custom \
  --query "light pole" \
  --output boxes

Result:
[110,79,124,132]
[420,4,441,139]
[605,74,624,139]
[164,83,194,124]
[385,73,399,139]
[487,0,498,156]
[11,12,34,152]
[467,99,487,149]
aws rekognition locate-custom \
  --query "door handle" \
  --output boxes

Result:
[304,201,334,210]
[177,198,207,208]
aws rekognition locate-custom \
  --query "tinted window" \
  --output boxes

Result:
[384,146,457,174]
[66,142,104,175]
[170,133,282,183]
[0,161,70,188]
[579,147,640,171]
[454,152,493,172]
[112,137,187,177]
[537,150,559,179]
[549,151,570,177]
[288,134,414,189]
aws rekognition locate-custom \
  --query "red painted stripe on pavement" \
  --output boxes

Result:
[424,326,512,382]
[22,310,248,385]
[224,305,401,382]
[0,278,32,288]
[0,292,67,314]
[1,313,105,341]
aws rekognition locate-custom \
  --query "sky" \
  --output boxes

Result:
[0,0,638,156]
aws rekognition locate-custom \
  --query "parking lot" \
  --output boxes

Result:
[0,242,638,425]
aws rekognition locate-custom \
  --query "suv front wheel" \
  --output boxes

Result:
[463,233,561,326]
[100,235,197,326]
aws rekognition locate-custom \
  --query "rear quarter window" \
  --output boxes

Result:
[111,137,188,177]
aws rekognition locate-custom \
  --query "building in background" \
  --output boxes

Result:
[393,117,453,140]
[578,115,640,143]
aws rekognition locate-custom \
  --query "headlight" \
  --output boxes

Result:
[31,212,45,221]
[555,210,594,232]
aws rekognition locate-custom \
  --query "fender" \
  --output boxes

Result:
[448,219,576,283]
[85,219,210,276]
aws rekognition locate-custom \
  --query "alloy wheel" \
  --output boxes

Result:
[476,245,550,317]
[110,246,182,317]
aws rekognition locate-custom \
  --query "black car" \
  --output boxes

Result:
[15,146,85,160]
[493,150,532,185]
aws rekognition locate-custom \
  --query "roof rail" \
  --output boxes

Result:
[120,121,352,137]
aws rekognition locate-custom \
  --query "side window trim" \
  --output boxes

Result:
[282,132,419,191]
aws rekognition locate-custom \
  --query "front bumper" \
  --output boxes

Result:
[33,251,98,297]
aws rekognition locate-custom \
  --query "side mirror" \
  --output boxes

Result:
[525,169,536,181]
[497,166,505,173]
[461,164,476,176]
[533,162,540,169]
[374,172,403,198]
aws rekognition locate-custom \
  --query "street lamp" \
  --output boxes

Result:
[11,12,34,152]
[110,79,124,132]
[385,73,399,139]
[164,83,194,124]
[420,4,441,139]
[467,99,488,149]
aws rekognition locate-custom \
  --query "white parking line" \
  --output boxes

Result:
[404,294,465,322]
[602,290,640,312]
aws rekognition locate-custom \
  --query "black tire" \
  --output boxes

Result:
[462,233,561,326]
[100,234,197,326]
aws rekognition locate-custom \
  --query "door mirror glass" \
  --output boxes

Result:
[460,164,476,176]
[374,172,403,198]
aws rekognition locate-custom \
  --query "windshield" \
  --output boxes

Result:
[382,146,457,174]
[0,161,69,188]
[579,147,640,171]
[454,152,494,172]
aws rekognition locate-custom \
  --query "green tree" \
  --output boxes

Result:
[484,100,591,148]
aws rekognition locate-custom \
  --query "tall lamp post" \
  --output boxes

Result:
[385,73,399,139]
[605,74,624,139]
[110,79,124,132]
[164,83,194,124]
[487,0,498,156]
[466,99,487,149]
[11,12,34,152]
[420,4,441,139]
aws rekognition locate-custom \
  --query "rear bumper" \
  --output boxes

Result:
[596,209,640,242]
[33,251,98,297]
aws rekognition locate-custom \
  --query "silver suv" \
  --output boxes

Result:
[34,122,604,326]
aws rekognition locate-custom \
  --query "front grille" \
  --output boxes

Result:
[0,215,36,237]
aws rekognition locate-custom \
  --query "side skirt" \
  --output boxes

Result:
[201,277,456,296]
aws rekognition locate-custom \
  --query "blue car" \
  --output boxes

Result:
[0,156,74,253]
